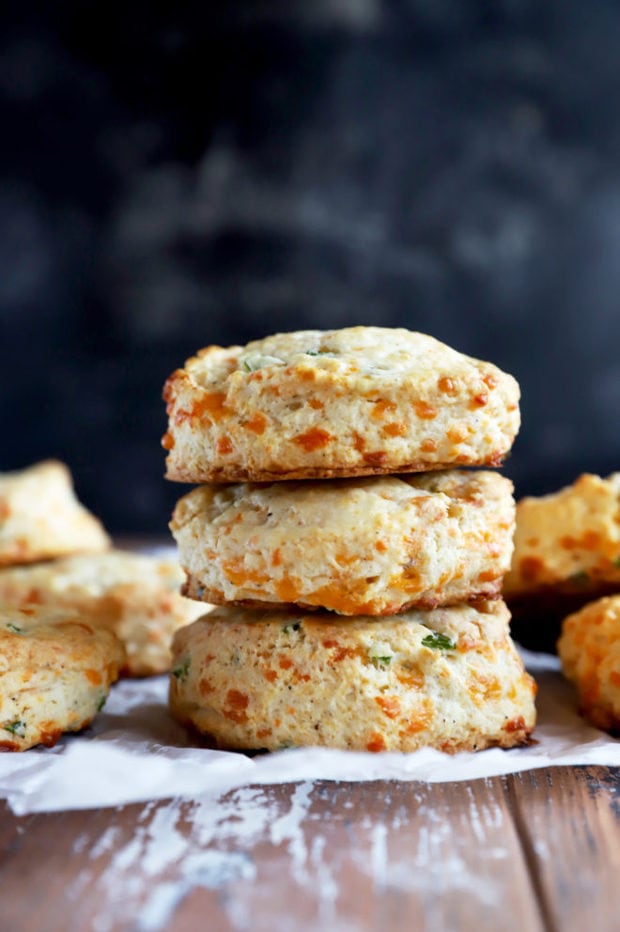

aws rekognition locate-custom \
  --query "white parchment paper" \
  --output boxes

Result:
[1,649,619,814]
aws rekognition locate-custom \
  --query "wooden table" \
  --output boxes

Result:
[1,766,618,931]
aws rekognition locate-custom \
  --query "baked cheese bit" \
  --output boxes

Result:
[162,327,520,483]
[558,595,620,735]
[0,606,125,751]
[171,470,515,615]
[0,460,110,566]
[0,550,210,677]
[169,600,535,753]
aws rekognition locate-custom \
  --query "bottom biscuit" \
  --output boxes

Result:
[169,600,536,753]
[0,606,125,751]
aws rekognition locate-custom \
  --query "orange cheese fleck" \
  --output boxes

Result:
[383,422,407,438]
[437,376,457,394]
[371,399,397,420]
[161,431,175,450]
[244,412,268,435]
[366,733,386,753]
[414,401,438,420]
[223,689,249,724]
[84,669,102,686]
[217,436,234,455]
[375,695,401,719]
[293,428,333,451]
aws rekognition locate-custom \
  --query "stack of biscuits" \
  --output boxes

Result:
[164,326,536,753]
[0,460,205,750]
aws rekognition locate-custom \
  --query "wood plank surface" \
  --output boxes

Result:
[507,766,620,932]
[0,778,536,931]
[0,768,617,932]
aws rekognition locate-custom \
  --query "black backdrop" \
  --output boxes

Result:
[2,1,620,533]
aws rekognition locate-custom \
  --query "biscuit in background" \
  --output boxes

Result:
[504,473,620,651]
[0,606,125,751]
[0,550,210,677]
[0,460,110,566]
[169,600,536,753]
[558,594,620,734]
[162,327,520,484]
[172,470,515,615]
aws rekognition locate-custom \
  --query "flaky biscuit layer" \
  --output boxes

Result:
[172,471,515,615]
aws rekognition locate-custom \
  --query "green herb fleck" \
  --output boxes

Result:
[568,570,590,586]
[370,655,392,668]
[3,720,26,738]
[422,632,456,651]
[614,556,620,570]
[172,658,191,682]
[97,695,107,712]
[6,623,22,634]
[283,622,301,634]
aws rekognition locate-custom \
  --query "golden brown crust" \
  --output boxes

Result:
[162,327,520,483]
[558,595,620,734]
[169,600,536,753]
[181,576,504,613]
[0,606,125,750]
[0,460,110,566]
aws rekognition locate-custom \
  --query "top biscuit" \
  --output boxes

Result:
[162,327,520,483]
[0,460,110,566]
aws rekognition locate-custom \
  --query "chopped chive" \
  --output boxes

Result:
[370,655,392,668]
[3,720,26,738]
[97,695,107,712]
[6,623,22,634]
[172,658,191,682]
[422,632,456,651]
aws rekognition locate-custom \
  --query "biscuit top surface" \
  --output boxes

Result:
[0,605,125,671]
[180,327,510,388]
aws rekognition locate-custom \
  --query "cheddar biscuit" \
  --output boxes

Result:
[0,460,110,566]
[0,606,125,751]
[162,327,520,483]
[558,595,620,734]
[169,600,535,753]
[504,474,620,649]
[172,471,515,615]
[0,550,209,677]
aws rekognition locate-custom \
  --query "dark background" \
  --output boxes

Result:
[2,1,620,534]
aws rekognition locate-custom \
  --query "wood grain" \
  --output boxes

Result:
[507,766,620,932]
[0,777,539,932]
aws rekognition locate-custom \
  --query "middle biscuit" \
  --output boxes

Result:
[172,470,515,615]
